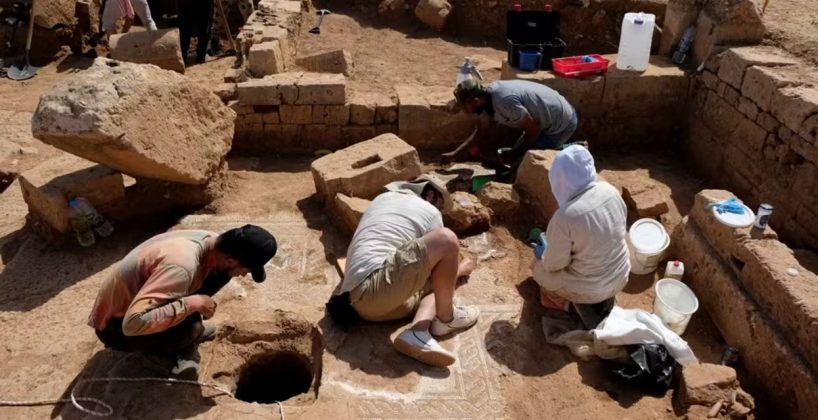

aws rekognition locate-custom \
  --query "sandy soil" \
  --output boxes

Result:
[761,0,818,66]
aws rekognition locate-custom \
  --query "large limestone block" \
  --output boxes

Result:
[19,154,124,234]
[295,49,354,77]
[717,46,799,90]
[396,84,474,149]
[514,150,560,225]
[109,29,186,74]
[249,40,285,77]
[296,73,347,105]
[476,181,520,220]
[33,0,75,28]
[658,0,701,56]
[414,0,452,31]
[311,134,422,204]
[31,59,235,185]
[771,86,818,134]
[603,56,689,117]
[679,363,738,407]
[237,72,301,106]
[334,193,371,235]
[741,65,798,111]
[444,192,491,235]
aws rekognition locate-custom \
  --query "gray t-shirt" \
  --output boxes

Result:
[341,191,443,293]
[486,80,575,135]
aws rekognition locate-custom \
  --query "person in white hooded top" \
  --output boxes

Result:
[531,145,630,327]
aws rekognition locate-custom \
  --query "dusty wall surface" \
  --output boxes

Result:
[672,190,818,419]
[502,55,691,150]
[685,46,818,252]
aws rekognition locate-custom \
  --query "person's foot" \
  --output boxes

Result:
[430,305,480,337]
[199,321,218,342]
[393,330,456,367]
[171,356,200,377]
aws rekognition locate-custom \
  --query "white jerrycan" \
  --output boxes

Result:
[616,12,655,71]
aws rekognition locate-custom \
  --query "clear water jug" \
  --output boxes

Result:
[616,12,655,71]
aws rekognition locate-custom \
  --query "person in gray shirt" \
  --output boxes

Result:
[443,79,578,171]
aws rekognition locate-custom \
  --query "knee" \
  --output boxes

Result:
[429,227,459,253]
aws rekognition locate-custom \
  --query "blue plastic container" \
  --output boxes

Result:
[518,50,542,71]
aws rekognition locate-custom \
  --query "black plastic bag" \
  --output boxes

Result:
[606,344,677,391]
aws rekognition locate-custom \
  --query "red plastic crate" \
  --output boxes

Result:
[551,54,610,78]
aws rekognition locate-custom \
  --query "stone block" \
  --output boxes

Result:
[375,124,398,135]
[310,134,422,203]
[733,239,818,373]
[658,0,701,56]
[685,116,722,180]
[514,150,560,225]
[280,105,313,124]
[679,363,738,407]
[295,73,347,105]
[213,83,237,102]
[32,59,234,185]
[722,85,740,106]
[673,219,818,419]
[312,105,350,125]
[729,118,767,153]
[741,65,799,111]
[341,126,377,145]
[349,92,377,125]
[602,56,689,118]
[718,46,799,90]
[414,0,452,31]
[771,86,818,134]
[259,25,289,53]
[229,101,253,115]
[249,41,285,77]
[396,84,474,149]
[19,154,124,234]
[223,68,246,83]
[789,133,818,165]
[333,193,371,235]
[303,125,345,151]
[237,73,301,106]
[109,29,185,73]
[262,111,280,124]
[700,91,744,138]
[689,189,777,264]
[736,96,759,120]
[443,192,491,235]
[476,182,520,220]
[800,114,818,146]
[701,71,720,91]
[622,180,670,219]
[375,96,399,124]
[755,112,779,132]
[295,49,354,77]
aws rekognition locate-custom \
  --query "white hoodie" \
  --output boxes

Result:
[532,146,630,304]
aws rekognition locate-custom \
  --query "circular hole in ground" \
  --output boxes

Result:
[234,350,313,404]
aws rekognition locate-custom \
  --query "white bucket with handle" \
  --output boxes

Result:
[627,218,670,275]
[653,278,699,335]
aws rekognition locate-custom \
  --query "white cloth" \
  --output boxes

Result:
[549,145,597,207]
[341,192,443,293]
[593,306,698,366]
[102,0,157,32]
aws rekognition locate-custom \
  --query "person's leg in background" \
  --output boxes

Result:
[195,0,215,63]
[101,0,124,41]
[177,0,193,64]
[130,0,157,30]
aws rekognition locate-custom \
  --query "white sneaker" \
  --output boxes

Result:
[393,330,456,367]
[430,305,480,337]
[171,357,200,377]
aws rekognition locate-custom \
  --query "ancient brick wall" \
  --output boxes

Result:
[685,46,818,251]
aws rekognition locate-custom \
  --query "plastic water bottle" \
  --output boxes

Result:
[616,12,656,71]
[672,26,695,64]
[73,197,114,237]
[68,199,96,247]
[664,260,685,280]
[455,57,484,87]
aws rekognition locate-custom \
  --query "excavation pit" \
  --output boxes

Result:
[234,351,313,404]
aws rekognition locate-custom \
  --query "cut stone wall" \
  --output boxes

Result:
[502,55,691,150]
[672,190,818,419]
[685,46,818,251]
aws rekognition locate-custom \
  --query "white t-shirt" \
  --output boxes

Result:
[341,191,443,293]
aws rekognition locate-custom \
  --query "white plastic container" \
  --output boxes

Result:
[664,260,685,280]
[627,218,670,275]
[653,278,699,335]
[616,12,655,71]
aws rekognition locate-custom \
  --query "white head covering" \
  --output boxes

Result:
[548,145,597,207]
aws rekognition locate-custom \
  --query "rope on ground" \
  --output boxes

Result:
[0,376,253,417]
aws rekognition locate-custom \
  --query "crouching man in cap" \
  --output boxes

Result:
[88,225,277,374]
[327,176,479,367]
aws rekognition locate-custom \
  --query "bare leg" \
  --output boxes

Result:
[410,258,473,332]
[421,228,464,323]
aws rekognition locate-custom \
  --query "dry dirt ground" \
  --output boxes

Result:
[761,0,818,66]
[1,3,800,416]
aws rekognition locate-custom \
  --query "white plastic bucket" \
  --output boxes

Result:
[627,218,670,275]
[653,278,699,335]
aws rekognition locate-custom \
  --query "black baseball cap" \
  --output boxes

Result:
[216,225,277,283]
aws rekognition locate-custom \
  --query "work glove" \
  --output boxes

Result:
[533,233,548,259]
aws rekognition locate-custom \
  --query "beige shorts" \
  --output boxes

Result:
[350,238,434,322]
